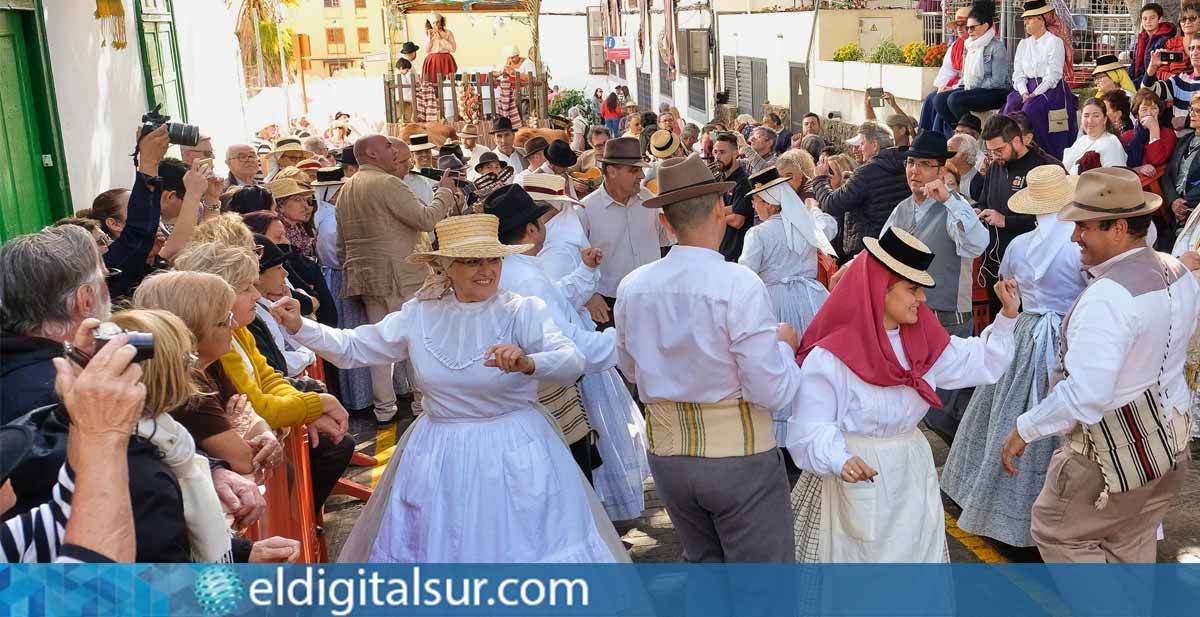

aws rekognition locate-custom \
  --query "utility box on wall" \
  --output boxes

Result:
[858,17,893,52]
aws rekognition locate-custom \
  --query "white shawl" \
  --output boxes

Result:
[759,183,836,257]
[136,413,233,563]
[962,28,995,89]
[1026,211,1076,279]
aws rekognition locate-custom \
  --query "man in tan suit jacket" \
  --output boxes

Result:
[336,134,457,422]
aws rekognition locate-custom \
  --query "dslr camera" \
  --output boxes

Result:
[63,322,155,367]
[139,104,200,147]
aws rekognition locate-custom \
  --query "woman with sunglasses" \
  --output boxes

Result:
[932,4,1011,135]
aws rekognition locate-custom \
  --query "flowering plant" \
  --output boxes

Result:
[833,42,864,62]
[924,43,948,68]
[903,41,928,67]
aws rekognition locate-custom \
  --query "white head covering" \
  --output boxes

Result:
[759,183,836,257]
[1027,211,1076,279]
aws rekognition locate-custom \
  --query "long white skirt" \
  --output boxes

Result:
[580,367,651,521]
[767,277,829,444]
[792,429,947,563]
[338,406,628,563]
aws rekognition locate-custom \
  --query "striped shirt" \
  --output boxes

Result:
[1,465,72,563]
[1161,72,1200,122]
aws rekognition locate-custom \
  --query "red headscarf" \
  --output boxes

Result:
[796,252,951,407]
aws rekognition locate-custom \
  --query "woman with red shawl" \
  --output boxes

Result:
[1001,0,1077,161]
[786,228,1020,562]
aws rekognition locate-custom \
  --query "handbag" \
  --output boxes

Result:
[1071,255,1189,509]
[1047,81,1071,133]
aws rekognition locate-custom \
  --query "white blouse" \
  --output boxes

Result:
[998,221,1085,315]
[738,213,836,285]
[1011,33,1065,96]
[291,291,584,420]
[785,314,1017,477]
[1062,132,1128,175]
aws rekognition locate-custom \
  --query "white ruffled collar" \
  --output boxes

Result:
[419,290,520,369]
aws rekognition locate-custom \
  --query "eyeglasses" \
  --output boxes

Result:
[986,140,1015,158]
[904,159,941,169]
[231,154,258,162]
[1184,14,1200,22]
[1190,107,1200,115]
[966,23,988,31]
[216,311,236,328]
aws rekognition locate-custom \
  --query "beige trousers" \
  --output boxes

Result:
[1031,447,1189,563]
[362,294,420,418]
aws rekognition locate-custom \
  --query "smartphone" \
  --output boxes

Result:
[867,87,884,108]
[197,158,215,178]
[1161,51,1185,63]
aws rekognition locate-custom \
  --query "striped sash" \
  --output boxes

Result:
[644,398,774,458]
[538,383,591,445]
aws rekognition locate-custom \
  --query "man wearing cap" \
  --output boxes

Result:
[882,131,990,442]
[578,137,674,327]
[812,120,911,259]
[490,117,525,174]
[1002,167,1200,563]
[337,134,458,423]
[615,154,803,562]
[513,136,550,184]
[460,124,489,164]
[710,133,753,261]
[919,6,970,137]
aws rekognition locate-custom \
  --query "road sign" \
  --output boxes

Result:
[606,35,615,49]
[606,47,631,61]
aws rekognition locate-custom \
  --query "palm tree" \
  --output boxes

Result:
[230,0,299,90]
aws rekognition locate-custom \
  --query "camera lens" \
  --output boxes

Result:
[125,331,156,362]
[168,122,201,147]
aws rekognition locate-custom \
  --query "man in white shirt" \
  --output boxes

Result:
[512,136,548,185]
[387,137,435,205]
[615,154,803,562]
[578,137,673,327]
[882,132,990,443]
[1002,168,1200,563]
[490,117,525,174]
[460,124,489,164]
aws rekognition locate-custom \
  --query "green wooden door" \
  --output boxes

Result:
[136,0,187,120]
[0,9,53,241]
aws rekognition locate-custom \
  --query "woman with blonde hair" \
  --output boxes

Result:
[134,271,284,480]
[191,212,255,251]
[827,153,858,189]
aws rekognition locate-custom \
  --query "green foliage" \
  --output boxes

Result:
[258,21,295,68]
[549,89,600,126]
[866,39,905,65]
[833,42,864,62]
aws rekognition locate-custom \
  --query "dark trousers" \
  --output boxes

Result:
[919,90,952,137]
[569,434,602,485]
[648,449,794,562]
[933,87,1011,127]
[309,434,355,514]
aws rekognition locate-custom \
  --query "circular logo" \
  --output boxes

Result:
[194,565,244,616]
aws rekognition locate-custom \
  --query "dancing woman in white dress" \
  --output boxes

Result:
[739,167,838,447]
[787,228,1020,562]
[273,214,627,563]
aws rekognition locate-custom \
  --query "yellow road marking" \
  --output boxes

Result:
[944,511,1010,563]
[370,423,397,489]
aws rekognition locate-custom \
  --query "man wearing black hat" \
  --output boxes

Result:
[881,131,989,443]
[338,145,359,178]
[485,184,611,481]
[490,117,525,174]
[519,139,580,197]
[955,113,982,139]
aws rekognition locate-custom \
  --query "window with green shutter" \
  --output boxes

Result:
[135,0,187,120]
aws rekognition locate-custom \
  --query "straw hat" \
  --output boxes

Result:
[954,6,971,21]
[745,166,791,198]
[296,158,323,170]
[1020,0,1054,18]
[407,214,531,264]
[642,154,735,209]
[264,177,313,200]
[648,130,682,160]
[1009,165,1078,215]
[863,228,936,287]
[520,173,580,205]
[501,44,521,60]
[270,137,314,159]
[1091,53,1128,75]
[1057,167,1162,222]
[408,134,436,152]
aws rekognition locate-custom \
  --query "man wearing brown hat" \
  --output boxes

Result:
[578,137,673,327]
[337,134,458,423]
[614,154,803,562]
[513,136,550,185]
[460,124,489,164]
[1002,167,1200,563]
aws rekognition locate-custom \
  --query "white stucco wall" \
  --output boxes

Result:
[716,11,817,110]
[42,0,148,211]
[41,0,248,211]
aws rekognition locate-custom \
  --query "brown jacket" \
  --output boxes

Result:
[336,164,453,299]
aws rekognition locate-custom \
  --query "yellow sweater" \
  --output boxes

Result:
[220,327,323,429]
